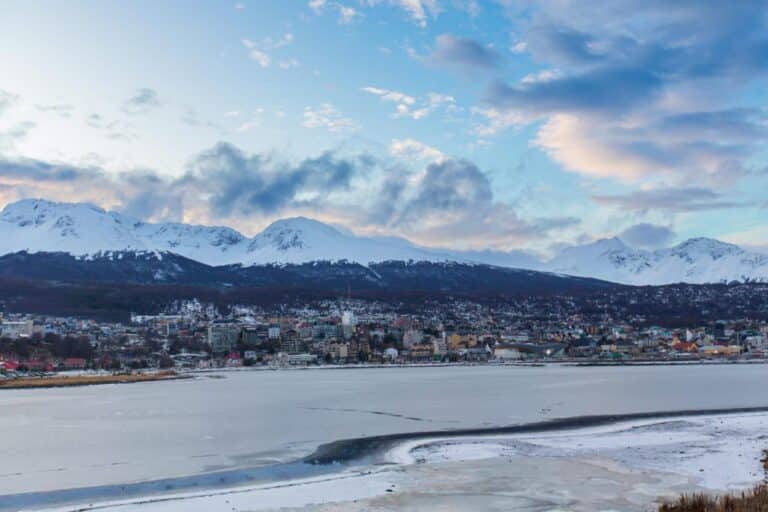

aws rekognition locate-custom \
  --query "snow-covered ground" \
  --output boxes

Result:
[402,412,768,491]
[30,412,768,512]
[29,469,403,512]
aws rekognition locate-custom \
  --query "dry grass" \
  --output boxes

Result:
[659,486,768,511]
[0,371,185,389]
[659,450,768,511]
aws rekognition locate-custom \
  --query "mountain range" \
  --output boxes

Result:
[1,198,766,286]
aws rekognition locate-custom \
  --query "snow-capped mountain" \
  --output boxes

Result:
[2,198,767,285]
[0,199,463,266]
[548,237,768,285]
[244,216,449,264]
[0,199,248,265]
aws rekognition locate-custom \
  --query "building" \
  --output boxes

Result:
[242,325,268,345]
[402,329,423,348]
[495,343,566,361]
[208,321,240,354]
[409,343,434,360]
[432,336,448,357]
[329,342,350,360]
[1,319,34,339]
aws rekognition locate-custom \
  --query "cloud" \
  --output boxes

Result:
[371,158,578,247]
[364,0,440,27]
[278,58,300,69]
[362,86,415,106]
[362,87,456,120]
[487,68,662,118]
[429,34,500,71]
[0,141,577,249]
[122,88,160,114]
[184,142,363,216]
[241,39,271,67]
[397,159,492,223]
[35,104,74,119]
[535,113,760,183]
[654,109,768,143]
[242,33,294,68]
[0,89,18,115]
[308,0,326,12]
[115,171,185,221]
[524,25,601,66]
[619,223,675,249]
[471,107,523,136]
[336,4,358,23]
[0,155,103,182]
[84,113,136,140]
[0,143,369,221]
[481,0,768,187]
[0,122,35,152]
[308,0,358,23]
[303,103,358,133]
[389,138,444,162]
[592,187,750,213]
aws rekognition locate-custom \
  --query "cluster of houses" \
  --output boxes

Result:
[1,298,767,373]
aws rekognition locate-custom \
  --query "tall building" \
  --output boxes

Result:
[208,321,240,354]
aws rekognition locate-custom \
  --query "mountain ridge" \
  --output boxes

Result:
[1,198,766,285]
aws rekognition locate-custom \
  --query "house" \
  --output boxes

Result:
[408,343,434,360]
[383,347,399,360]
[62,357,87,370]
[225,351,242,367]
[672,342,698,353]
[285,353,318,365]
[0,359,19,371]
[568,337,597,357]
[329,342,350,360]
[699,345,741,357]
[614,339,639,356]
[458,346,491,361]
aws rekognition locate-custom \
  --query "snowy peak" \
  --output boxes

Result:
[665,237,742,260]
[0,198,148,255]
[0,199,455,267]
[0,199,248,265]
[245,216,448,265]
[549,236,768,285]
[1,199,767,285]
[248,217,344,253]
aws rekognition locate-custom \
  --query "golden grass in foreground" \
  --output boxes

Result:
[660,448,768,511]
[0,371,185,389]
[659,485,768,511]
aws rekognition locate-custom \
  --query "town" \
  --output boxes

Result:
[3,283,768,376]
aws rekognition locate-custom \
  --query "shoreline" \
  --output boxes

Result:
[184,357,768,376]
[8,405,768,512]
[5,358,764,389]
[303,405,768,464]
[0,371,188,390]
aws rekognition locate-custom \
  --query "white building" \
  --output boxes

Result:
[1,320,34,339]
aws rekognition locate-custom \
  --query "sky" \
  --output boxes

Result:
[0,0,767,256]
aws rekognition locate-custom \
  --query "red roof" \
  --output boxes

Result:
[0,360,19,370]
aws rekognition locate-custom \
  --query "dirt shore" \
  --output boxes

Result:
[0,371,188,389]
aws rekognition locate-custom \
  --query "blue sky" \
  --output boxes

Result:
[0,0,767,254]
